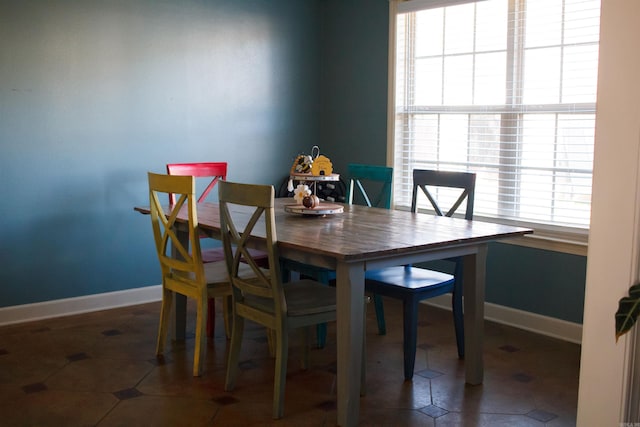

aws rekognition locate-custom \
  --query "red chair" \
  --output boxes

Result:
[167,162,228,265]
[167,162,226,204]
[166,162,268,337]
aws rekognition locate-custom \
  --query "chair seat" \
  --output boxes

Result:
[365,266,454,295]
[203,261,257,286]
[201,248,226,263]
[282,280,336,316]
[244,279,336,317]
[203,247,269,267]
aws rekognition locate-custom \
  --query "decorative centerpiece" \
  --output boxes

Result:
[292,154,314,175]
[303,195,321,208]
[293,184,311,204]
[284,146,343,216]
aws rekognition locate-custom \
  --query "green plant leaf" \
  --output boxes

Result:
[615,282,640,342]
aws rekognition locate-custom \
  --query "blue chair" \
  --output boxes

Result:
[281,163,393,347]
[365,169,476,380]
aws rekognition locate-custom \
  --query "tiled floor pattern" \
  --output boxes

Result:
[0,297,580,426]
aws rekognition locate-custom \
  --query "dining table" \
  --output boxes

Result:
[135,197,532,427]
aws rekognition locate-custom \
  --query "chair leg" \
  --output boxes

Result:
[206,298,216,338]
[452,270,465,359]
[373,294,386,335]
[193,294,208,377]
[156,288,173,357]
[402,297,419,381]
[315,270,330,349]
[273,326,289,419]
[315,323,327,349]
[280,259,292,283]
[301,327,310,370]
[267,329,276,357]
[224,312,245,392]
[222,295,233,339]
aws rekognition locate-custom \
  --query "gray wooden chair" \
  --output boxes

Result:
[219,180,339,419]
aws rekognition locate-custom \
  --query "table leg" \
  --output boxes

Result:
[170,228,188,341]
[171,295,187,341]
[463,244,487,385]
[335,261,365,427]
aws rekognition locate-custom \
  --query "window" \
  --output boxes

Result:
[390,0,601,241]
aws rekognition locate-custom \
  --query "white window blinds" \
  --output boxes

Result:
[391,0,601,233]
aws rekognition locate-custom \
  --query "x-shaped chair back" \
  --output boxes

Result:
[148,172,205,292]
[166,162,227,205]
[218,181,283,309]
[346,163,393,209]
[411,169,476,220]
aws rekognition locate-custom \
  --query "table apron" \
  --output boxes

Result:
[277,243,483,272]
[363,245,480,270]
[190,221,490,273]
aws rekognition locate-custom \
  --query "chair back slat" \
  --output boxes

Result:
[148,172,205,287]
[411,169,476,220]
[166,162,228,204]
[219,181,285,307]
[346,163,393,209]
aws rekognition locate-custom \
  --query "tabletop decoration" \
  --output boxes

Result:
[287,145,339,189]
[284,145,343,216]
[293,184,311,204]
[292,153,314,174]
[311,154,333,176]
[283,201,343,216]
[288,154,313,192]
[302,194,320,208]
[288,147,317,192]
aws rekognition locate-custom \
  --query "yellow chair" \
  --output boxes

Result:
[219,181,340,419]
[147,172,254,377]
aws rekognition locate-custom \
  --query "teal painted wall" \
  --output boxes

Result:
[0,0,321,306]
[487,243,586,323]
[319,0,389,171]
[0,0,587,325]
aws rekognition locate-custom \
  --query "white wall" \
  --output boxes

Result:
[577,0,640,424]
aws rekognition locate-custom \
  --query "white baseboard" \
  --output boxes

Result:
[424,294,583,344]
[0,285,162,327]
[0,286,582,344]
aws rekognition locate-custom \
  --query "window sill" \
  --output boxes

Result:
[500,233,588,256]
[399,206,589,256]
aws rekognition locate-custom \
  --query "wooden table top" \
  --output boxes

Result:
[135,198,532,263]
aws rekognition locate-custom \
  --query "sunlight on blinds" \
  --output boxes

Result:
[392,0,600,231]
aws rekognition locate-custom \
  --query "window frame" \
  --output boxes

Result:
[386,0,596,255]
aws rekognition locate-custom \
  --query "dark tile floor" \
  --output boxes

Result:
[0,297,580,426]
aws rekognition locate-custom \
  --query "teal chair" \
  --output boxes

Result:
[281,163,393,347]
[345,163,393,209]
[365,169,476,380]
